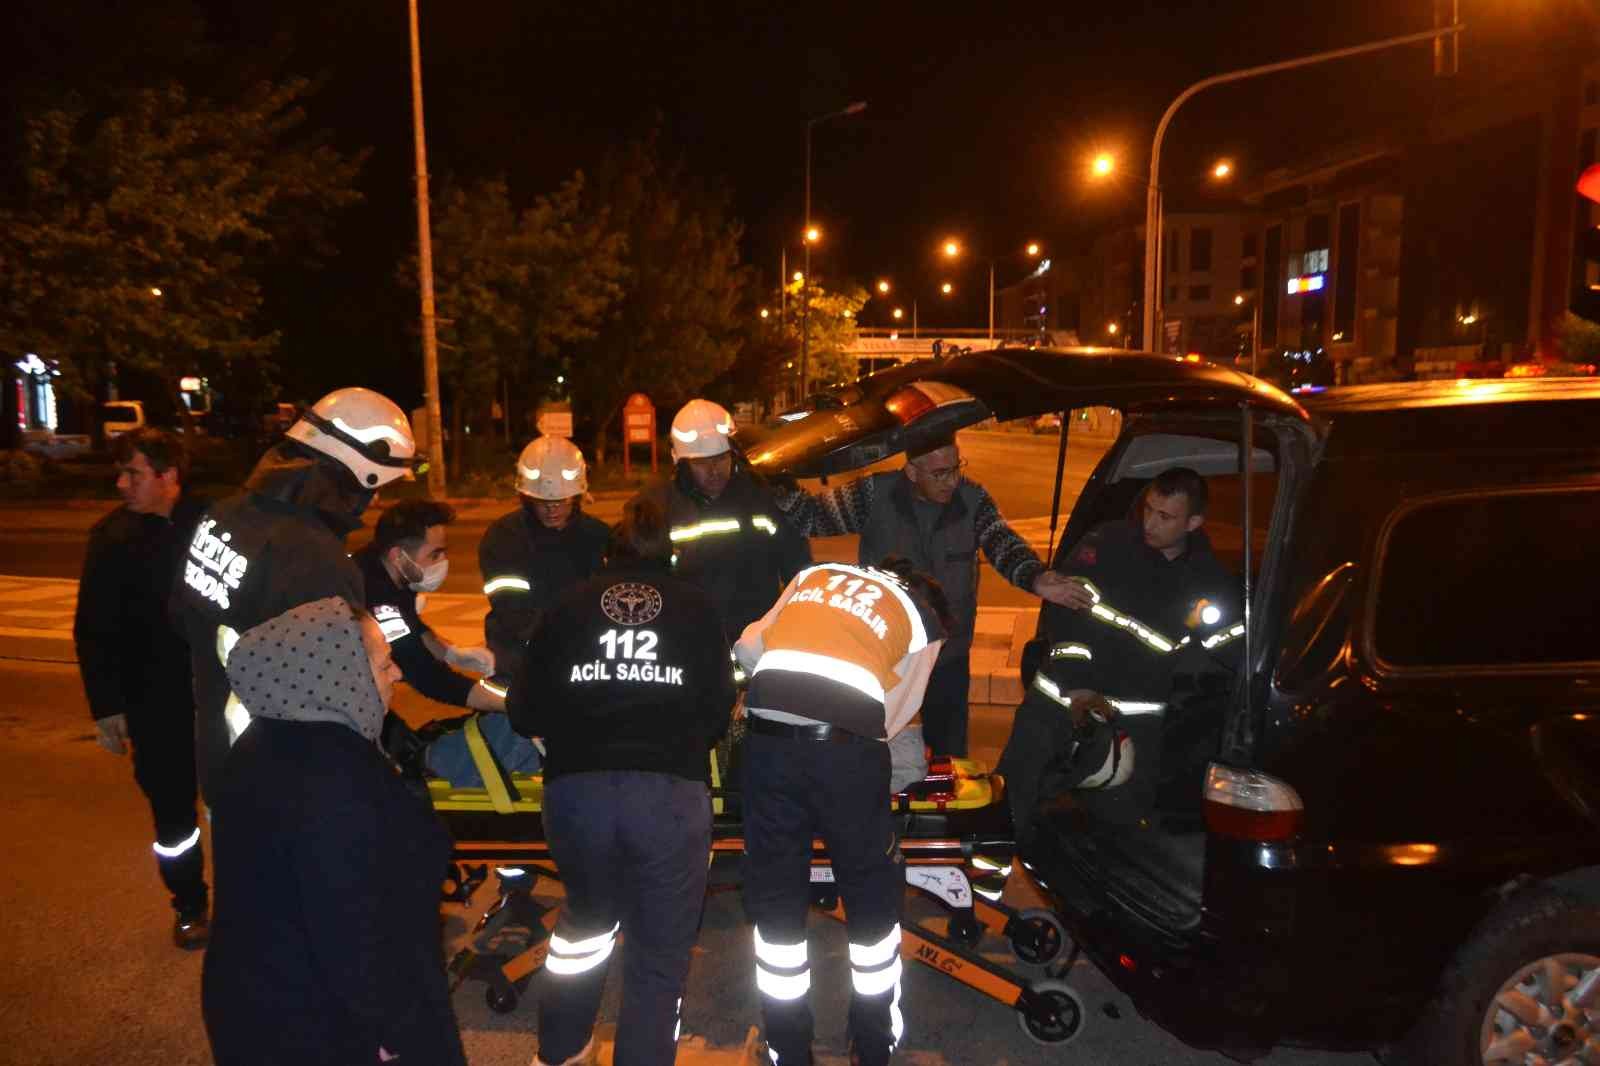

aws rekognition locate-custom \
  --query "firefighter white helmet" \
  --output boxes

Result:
[669,398,735,461]
[285,387,417,488]
[516,436,588,499]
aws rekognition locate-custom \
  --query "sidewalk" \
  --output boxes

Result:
[0,572,1037,705]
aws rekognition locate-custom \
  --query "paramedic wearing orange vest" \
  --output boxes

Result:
[734,560,947,1066]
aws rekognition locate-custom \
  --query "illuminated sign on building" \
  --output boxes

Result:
[1286,274,1326,295]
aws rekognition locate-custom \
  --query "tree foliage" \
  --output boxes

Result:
[0,78,365,408]
[789,277,868,389]
[565,132,749,462]
[426,173,626,474]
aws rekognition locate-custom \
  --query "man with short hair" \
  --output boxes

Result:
[998,466,1243,840]
[775,434,1081,757]
[354,498,503,712]
[75,428,210,948]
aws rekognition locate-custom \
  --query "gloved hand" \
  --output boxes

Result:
[445,644,495,676]
[95,714,130,755]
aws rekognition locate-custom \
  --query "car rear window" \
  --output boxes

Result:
[1374,488,1600,668]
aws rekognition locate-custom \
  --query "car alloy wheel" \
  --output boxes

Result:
[1480,951,1600,1062]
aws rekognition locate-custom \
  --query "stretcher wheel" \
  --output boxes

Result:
[947,911,983,948]
[1017,979,1084,1045]
[1009,909,1067,965]
[485,974,530,1015]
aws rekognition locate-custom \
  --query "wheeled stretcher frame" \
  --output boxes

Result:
[430,721,1087,1045]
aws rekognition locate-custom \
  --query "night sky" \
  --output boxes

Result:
[4,0,1573,402]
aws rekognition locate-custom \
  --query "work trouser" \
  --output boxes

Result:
[994,690,1079,850]
[918,652,971,758]
[127,705,207,917]
[538,771,711,1066]
[742,730,905,1066]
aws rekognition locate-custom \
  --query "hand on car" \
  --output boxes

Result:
[1033,571,1095,610]
[95,713,130,755]
[446,644,496,675]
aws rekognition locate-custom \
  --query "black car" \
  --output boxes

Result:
[749,350,1600,1064]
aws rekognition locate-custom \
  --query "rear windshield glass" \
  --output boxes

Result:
[1375,489,1600,669]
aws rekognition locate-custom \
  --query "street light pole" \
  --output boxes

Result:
[407,0,446,496]
[800,101,866,397]
[988,262,995,343]
[1140,22,1465,353]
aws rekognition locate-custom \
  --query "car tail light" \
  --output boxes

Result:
[883,381,976,425]
[1203,763,1304,841]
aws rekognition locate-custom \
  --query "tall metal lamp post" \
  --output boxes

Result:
[801,101,866,397]
[406,0,446,495]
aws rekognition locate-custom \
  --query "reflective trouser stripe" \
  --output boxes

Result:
[152,827,201,859]
[546,921,618,975]
[849,924,903,997]
[753,926,810,1002]
[673,996,683,1043]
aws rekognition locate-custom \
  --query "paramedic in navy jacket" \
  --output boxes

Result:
[508,497,735,1066]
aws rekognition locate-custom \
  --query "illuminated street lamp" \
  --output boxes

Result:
[877,279,891,294]
[1107,322,1120,336]
[792,271,805,283]
[1091,153,1115,178]
[804,226,822,244]
[1026,242,1041,257]
[760,308,771,319]
[150,287,163,297]
[941,281,954,295]
[1212,159,1234,180]
[943,239,961,258]
[892,307,904,320]
[802,100,868,396]
[938,238,1044,341]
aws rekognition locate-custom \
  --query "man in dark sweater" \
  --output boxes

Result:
[508,498,735,1066]
[74,428,210,949]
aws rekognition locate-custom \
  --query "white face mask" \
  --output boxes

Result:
[399,549,449,593]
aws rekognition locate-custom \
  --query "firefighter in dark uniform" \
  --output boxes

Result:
[173,387,416,804]
[478,435,609,690]
[74,428,211,949]
[507,498,736,1066]
[734,558,949,1066]
[632,398,811,644]
[355,498,502,711]
[998,466,1243,841]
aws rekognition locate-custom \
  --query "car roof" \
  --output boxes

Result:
[1300,377,1600,412]
[1302,378,1600,460]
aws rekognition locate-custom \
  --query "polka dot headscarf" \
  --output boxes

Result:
[225,596,387,742]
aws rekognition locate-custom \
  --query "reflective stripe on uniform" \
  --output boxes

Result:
[152,827,201,859]
[849,925,904,995]
[752,648,887,704]
[1203,622,1246,650]
[546,921,619,976]
[751,515,778,535]
[1031,673,1073,709]
[477,678,509,699]
[1049,642,1092,660]
[1107,699,1166,716]
[1078,580,1178,654]
[754,926,811,1001]
[669,518,742,543]
[483,576,531,595]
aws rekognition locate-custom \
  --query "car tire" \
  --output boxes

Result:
[1388,887,1600,1066]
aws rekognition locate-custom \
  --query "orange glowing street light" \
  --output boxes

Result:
[942,239,961,258]
[792,271,805,283]
[941,281,954,295]
[1091,153,1115,178]
[877,279,891,294]
[760,308,771,319]
[1026,242,1041,257]
[804,226,822,244]
[1107,321,1120,335]
[1212,159,1234,180]
[892,307,904,320]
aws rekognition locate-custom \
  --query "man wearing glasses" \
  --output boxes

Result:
[774,435,1079,757]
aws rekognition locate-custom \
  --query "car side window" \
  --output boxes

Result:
[1374,489,1600,669]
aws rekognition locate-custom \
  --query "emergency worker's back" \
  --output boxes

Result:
[175,489,363,802]
[507,562,735,783]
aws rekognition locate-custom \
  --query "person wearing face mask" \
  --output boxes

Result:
[202,597,467,1066]
[354,498,503,713]
[478,435,610,690]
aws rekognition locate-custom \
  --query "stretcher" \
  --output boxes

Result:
[428,716,1088,1046]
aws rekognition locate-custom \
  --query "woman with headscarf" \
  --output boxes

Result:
[202,596,466,1066]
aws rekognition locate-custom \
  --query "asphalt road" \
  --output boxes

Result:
[0,657,1370,1066]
